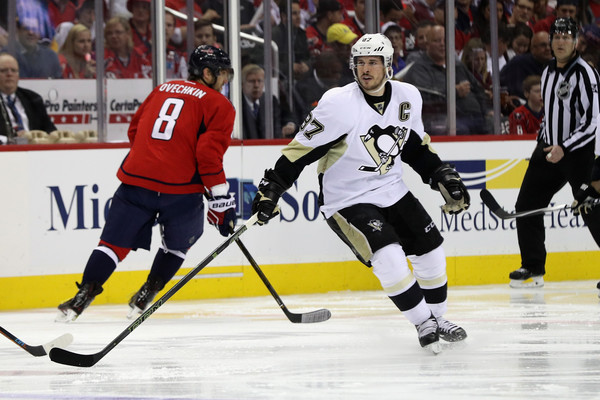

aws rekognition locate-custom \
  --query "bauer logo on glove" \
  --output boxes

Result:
[207,193,237,236]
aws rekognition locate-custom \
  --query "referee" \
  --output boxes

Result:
[509,18,600,288]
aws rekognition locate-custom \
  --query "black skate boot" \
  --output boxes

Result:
[436,317,467,342]
[509,268,544,288]
[416,314,441,354]
[127,276,165,318]
[57,282,103,322]
[596,281,600,299]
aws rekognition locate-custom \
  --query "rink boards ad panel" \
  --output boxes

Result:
[0,140,597,310]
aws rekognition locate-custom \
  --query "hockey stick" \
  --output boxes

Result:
[0,326,73,357]
[234,237,331,323]
[480,189,600,219]
[49,214,258,368]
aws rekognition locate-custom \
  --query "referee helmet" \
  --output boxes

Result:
[550,17,578,44]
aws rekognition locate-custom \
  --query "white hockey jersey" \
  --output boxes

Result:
[281,80,437,218]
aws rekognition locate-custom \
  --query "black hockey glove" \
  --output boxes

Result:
[571,183,600,216]
[429,163,470,215]
[252,169,287,225]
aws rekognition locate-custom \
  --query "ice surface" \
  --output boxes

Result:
[1,281,600,400]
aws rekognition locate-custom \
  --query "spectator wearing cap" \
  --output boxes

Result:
[342,0,366,38]
[326,22,357,85]
[128,0,152,59]
[12,18,62,78]
[533,0,578,33]
[382,23,407,76]
[306,0,343,58]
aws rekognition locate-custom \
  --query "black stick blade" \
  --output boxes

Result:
[480,189,502,213]
[300,309,332,323]
[49,347,98,367]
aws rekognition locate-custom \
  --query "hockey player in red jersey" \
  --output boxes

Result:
[57,45,237,322]
[252,34,469,353]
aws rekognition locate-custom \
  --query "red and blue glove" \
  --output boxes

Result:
[207,193,237,236]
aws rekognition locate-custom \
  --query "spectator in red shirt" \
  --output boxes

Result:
[533,0,578,33]
[127,0,152,58]
[306,0,343,58]
[104,16,152,79]
[47,0,77,27]
[342,0,366,38]
[58,23,96,78]
[509,75,543,135]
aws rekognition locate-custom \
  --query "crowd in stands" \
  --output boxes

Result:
[1,0,600,138]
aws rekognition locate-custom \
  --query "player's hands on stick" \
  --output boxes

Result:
[571,183,600,216]
[252,169,287,225]
[430,163,470,214]
[207,193,237,236]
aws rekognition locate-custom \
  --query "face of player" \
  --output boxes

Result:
[0,54,19,95]
[73,30,93,58]
[551,32,577,66]
[355,56,387,95]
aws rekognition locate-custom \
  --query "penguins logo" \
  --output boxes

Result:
[359,125,408,174]
[556,81,570,100]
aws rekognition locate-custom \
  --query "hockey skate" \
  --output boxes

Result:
[597,281,600,299]
[436,317,467,342]
[509,268,544,288]
[56,282,103,322]
[416,314,441,354]
[127,276,165,319]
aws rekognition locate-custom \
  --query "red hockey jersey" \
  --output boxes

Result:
[508,104,543,135]
[117,79,235,194]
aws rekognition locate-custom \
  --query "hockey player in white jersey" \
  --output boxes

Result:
[252,34,469,353]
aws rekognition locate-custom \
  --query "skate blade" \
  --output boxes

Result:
[127,305,144,319]
[55,310,78,323]
[423,341,442,354]
[509,277,544,289]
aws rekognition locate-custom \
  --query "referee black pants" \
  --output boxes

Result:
[515,142,600,275]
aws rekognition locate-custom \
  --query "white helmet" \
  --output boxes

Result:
[349,33,394,83]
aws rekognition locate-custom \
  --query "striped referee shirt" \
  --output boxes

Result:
[539,54,600,152]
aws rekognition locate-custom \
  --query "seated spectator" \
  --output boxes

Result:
[272,0,310,82]
[54,0,101,51]
[47,0,77,27]
[403,25,491,135]
[471,0,508,39]
[194,19,219,47]
[59,23,95,78]
[342,0,366,38]
[326,23,357,85]
[16,0,56,43]
[577,24,600,69]
[405,19,435,63]
[382,22,407,77]
[532,0,554,26]
[306,0,343,58]
[508,75,543,135]
[241,64,297,139]
[509,0,535,28]
[12,18,62,78]
[165,11,187,79]
[0,53,56,144]
[127,0,152,59]
[242,0,282,34]
[432,0,473,53]
[461,38,491,100]
[533,0,578,33]
[506,22,533,60]
[480,25,511,74]
[408,0,437,25]
[380,0,406,28]
[104,16,152,79]
[500,31,551,99]
[295,49,343,116]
